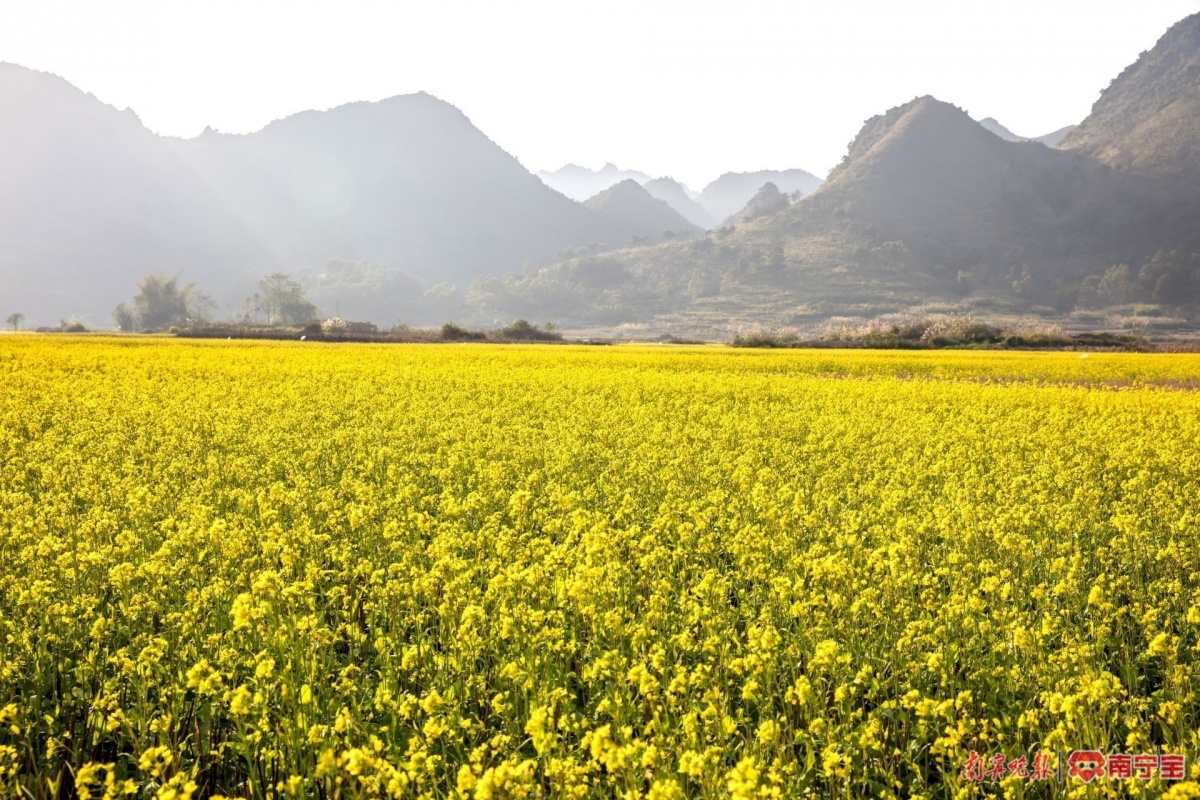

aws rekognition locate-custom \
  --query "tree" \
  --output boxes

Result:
[5,313,23,331]
[1139,250,1195,305]
[113,273,210,331]
[252,273,317,326]
[1097,264,1135,305]
[1077,275,1103,308]
[113,304,137,332]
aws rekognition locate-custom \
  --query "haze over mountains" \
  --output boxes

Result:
[583,180,700,242]
[536,164,824,230]
[535,164,652,202]
[977,117,1076,147]
[641,178,713,229]
[3,11,1200,334]
[474,12,1200,334]
[0,67,705,325]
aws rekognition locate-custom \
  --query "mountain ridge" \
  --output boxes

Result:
[0,66,673,325]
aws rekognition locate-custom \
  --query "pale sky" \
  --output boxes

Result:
[2,0,1197,189]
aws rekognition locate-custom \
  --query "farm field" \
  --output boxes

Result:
[1,338,1199,799]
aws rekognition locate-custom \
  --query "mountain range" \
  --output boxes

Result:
[535,163,653,202]
[3,12,1200,334]
[473,12,1200,335]
[536,165,824,229]
[0,68,705,326]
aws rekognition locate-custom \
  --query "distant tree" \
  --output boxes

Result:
[187,291,218,323]
[113,273,205,331]
[252,273,318,326]
[113,304,137,332]
[239,293,264,326]
[5,313,23,331]
[1139,250,1194,305]
[1097,264,1135,305]
[1077,275,1103,308]
[496,319,562,342]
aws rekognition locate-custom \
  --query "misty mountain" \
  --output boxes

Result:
[978,117,1076,147]
[977,117,1022,141]
[0,68,668,326]
[536,163,652,201]
[641,177,717,229]
[721,182,790,227]
[813,96,1115,270]
[167,93,646,286]
[0,63,268,325]
[7,11,1200,335]
[471,13,1200,335]
[473,97,1113,330]
[583,180,701,243]
[696,169,823,221]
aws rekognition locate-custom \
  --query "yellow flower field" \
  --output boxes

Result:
[1,337,1198,799]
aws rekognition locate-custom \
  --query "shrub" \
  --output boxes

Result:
[919,316,1002,346]
[493,320,563,342]
[731,327,800,348]
[322,317,349,334]
[441,323,486,342]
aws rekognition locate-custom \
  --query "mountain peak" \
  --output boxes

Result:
[697,168,821,221]
[723,181,789,227]
[595,178,645,196]
[585,179,699,241]
[828,96,984,182]
[978,117,1021,141]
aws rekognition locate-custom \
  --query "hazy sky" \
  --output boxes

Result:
[2,0,1198,188]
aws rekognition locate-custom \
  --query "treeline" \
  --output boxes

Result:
[974,250,1200,313]
[178,319,565,344]
[113,272,316,332]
